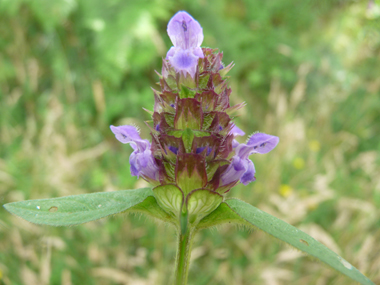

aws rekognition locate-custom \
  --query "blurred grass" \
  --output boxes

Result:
[1,0,380,284]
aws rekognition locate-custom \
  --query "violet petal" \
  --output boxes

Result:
[240,159,256,185]
[110,125,150,151]
[247,133,279,154]
[167,48,199,77]
[230,124,245,137]
[167,11,203,50]
[221,156,248,186]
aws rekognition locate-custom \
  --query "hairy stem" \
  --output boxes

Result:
[174,226,194,285]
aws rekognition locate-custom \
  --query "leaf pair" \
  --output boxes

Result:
[3,188,374,285]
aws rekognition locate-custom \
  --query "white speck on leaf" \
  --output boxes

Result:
[339,257,353,270]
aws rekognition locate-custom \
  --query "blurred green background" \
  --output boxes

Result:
[1,0,380,284]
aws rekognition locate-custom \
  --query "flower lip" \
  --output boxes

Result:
[110,125,149,152]
[235,133,279,159]
[167,11,203,50]
[247,133,279,154]
[168,48,200,70]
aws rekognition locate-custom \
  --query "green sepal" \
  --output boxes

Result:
[225,102,246,116]
[153,184,184,217]
[179,85,196,99]
[192,130,210,137]
[198,73,210,89]
[164,113,175,127]
[197,199,374,285]
[167,129,209,139]
[176,154,207,195]
[182,128,194,153]
[163,161,176,179]
[179,72,197,89]
[205,160,229,183]
[174,99,202,130]
[167,130,184,138]
[219,62,235,78]
[202,113,215,130]
[162,74,178,90]
[3,188,163,226]
[186,189,223,224]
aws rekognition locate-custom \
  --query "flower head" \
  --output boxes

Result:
[166,11,204,77]
[111,11,279,220]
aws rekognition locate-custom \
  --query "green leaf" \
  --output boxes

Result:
[198,199,374,285]
[3,188,164,226]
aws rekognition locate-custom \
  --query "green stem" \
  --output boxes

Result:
[174,227,194,285]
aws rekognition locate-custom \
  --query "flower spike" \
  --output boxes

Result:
[110,11,279,214]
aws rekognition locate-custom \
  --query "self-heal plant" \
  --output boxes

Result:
[3,11,374,285]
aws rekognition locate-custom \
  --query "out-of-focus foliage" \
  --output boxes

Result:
[1,0,379,284]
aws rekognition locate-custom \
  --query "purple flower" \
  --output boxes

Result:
[110,125,159,181]
[220,156,251,186]
[129,148,159,181]
[240,159,256,185]
[230,124,245,137]
[166,11,204,77]
[230,124,245,148]
[237,132,280,158]
[221,132,279,186]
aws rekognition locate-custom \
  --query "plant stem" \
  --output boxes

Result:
[174,227,194,285]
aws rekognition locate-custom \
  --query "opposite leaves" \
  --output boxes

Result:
[3,188,374,285]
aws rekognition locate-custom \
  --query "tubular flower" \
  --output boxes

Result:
[165,11,204,78]
[110,11,279,219]
[221,133,279,186]
[110,125,160,184]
